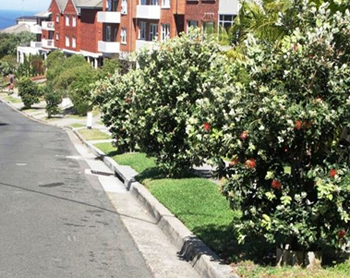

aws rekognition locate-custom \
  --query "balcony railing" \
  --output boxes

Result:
[30,41,42,48]
[30,24,42,34]
[219,0,239,14]
[97,11,121,23]
[135,40,155,51]
[42,21,55,31]
[98,41,120,53]
[42,39,55,48]
[136,5,161,19]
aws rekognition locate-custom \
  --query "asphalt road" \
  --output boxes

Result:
[0,102,153,278]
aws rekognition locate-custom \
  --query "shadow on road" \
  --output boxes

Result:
[0,181,156,225]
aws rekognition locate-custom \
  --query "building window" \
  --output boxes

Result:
[56,14,59,22]
[150,0,159,5]
[140,0,146,4]
[56,33,59,40]
[65,35,70,47]
[162,0,170,7]
[150,24,158,41]
[219,15,235,32]
[139,21,146,40]
[72,16,76,27]
[187,20,198,33]
[121,0,127,14]
[72,36,76,48]
[203,21,215,35]
[121,28,127,44]
[65,15,70,26]
[106,26,112,42]
[161,24,170,41]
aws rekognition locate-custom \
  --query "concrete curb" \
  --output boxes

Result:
[73,129,239,278]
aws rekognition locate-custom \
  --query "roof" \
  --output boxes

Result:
[55,0,69,12]
[34,11,52,17]
[0,23,30,34]
[74,0,103,8]
[16,16,37,21]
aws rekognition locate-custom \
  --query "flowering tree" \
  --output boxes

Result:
[189,3,350,251]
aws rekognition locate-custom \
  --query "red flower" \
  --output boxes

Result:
[203,122,211,131]
[338,230,346,239]
[271,180,282,190]
[240,131,248,140]
[330,169,337,178]
[229,159,239,168]
[125,97,132,104]
[295,121,302,130]
[245,159,256,169]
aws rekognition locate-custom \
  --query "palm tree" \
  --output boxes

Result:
[230,0,293,45]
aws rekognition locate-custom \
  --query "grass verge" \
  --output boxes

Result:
[78,128,111,141]
[71,123,85,128]
[94,142,156,173]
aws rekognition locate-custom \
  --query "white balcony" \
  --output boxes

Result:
[30,24,42,34]
[30,41,42,48]
[98,41,120,53]
[42,39,55,48]
[42,21,55,31]
[97,11,121,23]
[136,5,161,19]
[136,40,155,51]
[219,0,239,14]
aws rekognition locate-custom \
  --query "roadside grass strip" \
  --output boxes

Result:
[78,128,111,141]
[6,96,21,103]
[71,123,86,128]
[234,260,350,278]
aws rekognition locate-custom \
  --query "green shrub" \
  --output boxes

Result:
[18,77,40,108]
[189,3,350,252]
[44,85,62,118]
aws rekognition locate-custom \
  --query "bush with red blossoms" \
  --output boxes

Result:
[188,3,350,252]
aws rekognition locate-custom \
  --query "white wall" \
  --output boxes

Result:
[219,0,239,15]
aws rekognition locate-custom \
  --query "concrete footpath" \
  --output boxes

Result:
[0,92,238,278]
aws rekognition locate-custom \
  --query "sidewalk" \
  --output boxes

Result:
[0,92,238,278]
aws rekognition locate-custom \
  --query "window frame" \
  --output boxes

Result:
[65,35,70,47]
[121,28,127,44]
[161,23,170,42]
[139,21,146,40]
[149,23,158,41]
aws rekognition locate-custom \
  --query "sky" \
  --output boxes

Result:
[1,0,52,12]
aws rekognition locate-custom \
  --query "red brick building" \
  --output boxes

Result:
[18,0,238,65]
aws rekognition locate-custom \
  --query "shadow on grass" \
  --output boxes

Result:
[191,223,275,265]
[105,149,124,157]
[135,166,200,183]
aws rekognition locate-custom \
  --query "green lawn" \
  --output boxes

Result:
[94,142,156,173]
[78,128,111,141]
[6,96,22,103]
[71,123,85,128]
[234,260,350,278]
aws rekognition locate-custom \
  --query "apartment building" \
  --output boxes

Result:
[17,0,238,66]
